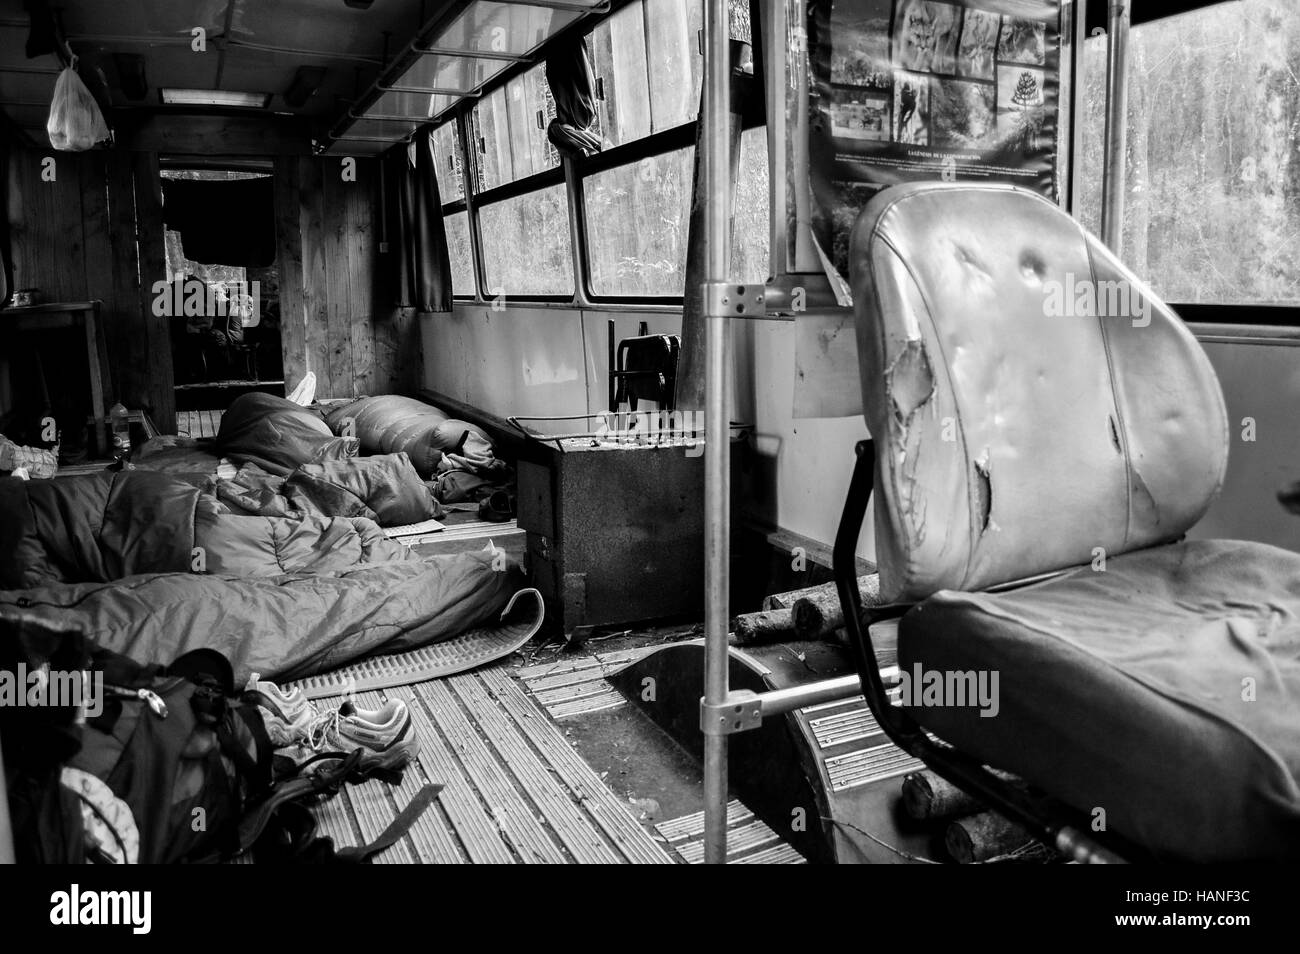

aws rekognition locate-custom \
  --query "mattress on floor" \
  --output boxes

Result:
[897,538,1300,861]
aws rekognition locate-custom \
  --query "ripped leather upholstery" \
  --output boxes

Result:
[849,183,1228,602]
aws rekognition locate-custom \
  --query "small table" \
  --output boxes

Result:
[0,300,110,456]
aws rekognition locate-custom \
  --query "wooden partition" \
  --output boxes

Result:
[5,147,174,430]
[274,154,423,400]
[4,137,421,441]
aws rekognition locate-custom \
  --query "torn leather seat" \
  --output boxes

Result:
[847,182,1300,861]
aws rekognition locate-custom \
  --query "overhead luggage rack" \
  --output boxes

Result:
[323,0,610,154]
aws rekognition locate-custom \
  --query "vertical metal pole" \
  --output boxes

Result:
[701,0,733,866]
[1100,0,1130,252]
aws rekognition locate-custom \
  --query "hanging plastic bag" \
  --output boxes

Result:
[46,59,109,152]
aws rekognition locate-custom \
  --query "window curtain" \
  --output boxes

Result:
[544,37,602,158]
[386,133,452,313]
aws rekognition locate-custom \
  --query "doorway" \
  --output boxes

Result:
[159,163,284,438]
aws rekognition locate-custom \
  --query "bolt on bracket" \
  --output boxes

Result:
[700,689,763,736]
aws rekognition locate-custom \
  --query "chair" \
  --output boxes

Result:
[833,182,1300,862]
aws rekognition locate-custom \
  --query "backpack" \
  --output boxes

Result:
[1,612,438,863]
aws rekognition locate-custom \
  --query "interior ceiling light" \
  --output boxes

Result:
[159,89,271,108]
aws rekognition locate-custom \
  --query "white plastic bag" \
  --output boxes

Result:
[47,63,109,151]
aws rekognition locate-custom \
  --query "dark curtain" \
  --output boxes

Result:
[545,37,602,158]
[385,134,452,313]
[161,177,276,268]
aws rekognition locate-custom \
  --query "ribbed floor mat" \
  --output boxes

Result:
[289,588,545,698]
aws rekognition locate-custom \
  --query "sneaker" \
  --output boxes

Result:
[243,675,317,748]
[299,698,420,774]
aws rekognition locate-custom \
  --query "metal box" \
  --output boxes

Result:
[517,438,738,633]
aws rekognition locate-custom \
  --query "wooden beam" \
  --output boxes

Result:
[129,151,176,431]
[273,155,308,393]
[115,114,313,156]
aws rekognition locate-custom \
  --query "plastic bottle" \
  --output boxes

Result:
[109,403,131,461]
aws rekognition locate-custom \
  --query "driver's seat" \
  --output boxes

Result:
[838,182,1300,861]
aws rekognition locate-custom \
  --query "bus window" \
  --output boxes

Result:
[1080,0,1300,306]
[429,122,465,203]
[444,210,475,298]
[472,86,515,192]
[589,1,653,147]
[478,183,574,297]
[505,65,559,180]
[644,0,705,133]
[733,126,771,285]
[583,125,769,298]
[584,147,694,297]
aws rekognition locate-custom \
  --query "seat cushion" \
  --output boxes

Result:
[898,539,1300,861]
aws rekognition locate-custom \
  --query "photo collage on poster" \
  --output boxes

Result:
[825,0,1053,158]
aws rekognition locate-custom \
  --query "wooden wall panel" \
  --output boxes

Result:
[5,148,173,433]
[276,155,421,401]
[272,156,307,393]
[128,151,175,432]
[8,146,419,435]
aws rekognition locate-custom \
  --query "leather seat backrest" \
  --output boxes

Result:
[849,183,1228,603]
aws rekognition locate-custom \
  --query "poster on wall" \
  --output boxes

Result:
[805,0,1063,292]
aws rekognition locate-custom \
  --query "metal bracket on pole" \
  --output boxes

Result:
[700,690,763,736]
[700,674,867,737]
[702,282,766,318]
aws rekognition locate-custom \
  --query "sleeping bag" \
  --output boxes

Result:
[216,392,357,476]
[323,395,497,478]
[0,470,527,683]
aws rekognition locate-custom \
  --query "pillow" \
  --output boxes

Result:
[323,395,494,478]
[216,393,357,477]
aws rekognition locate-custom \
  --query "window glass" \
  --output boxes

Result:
[472,86,514,192]
[588,1,652,147]
[471,68,560,192]
[583,127,770,297]
[505,65,559,180]
[644,0,704,133]
[733,126,770,285]
[445,210,475,296]
[585,147,693,296]
[479,183,574,296]
[429,122,464,202]
[1079,0,1300,305]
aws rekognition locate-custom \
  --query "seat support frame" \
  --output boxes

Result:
[833,439,1132,864]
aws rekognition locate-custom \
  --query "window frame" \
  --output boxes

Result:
[426,0,768,309]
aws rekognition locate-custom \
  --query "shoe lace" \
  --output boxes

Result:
[305,707,344,752]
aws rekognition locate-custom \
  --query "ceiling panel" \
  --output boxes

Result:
[225,0,419,59]
[431,2,581,58]
[363,88,455,121]
[339,116,420,140]
[323,137,393,157]
[390,53,510,95]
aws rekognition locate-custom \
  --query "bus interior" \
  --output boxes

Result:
[0,0,1298,873]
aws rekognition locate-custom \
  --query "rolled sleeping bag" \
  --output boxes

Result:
[323,395,494,478]
[216,392,357,477]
